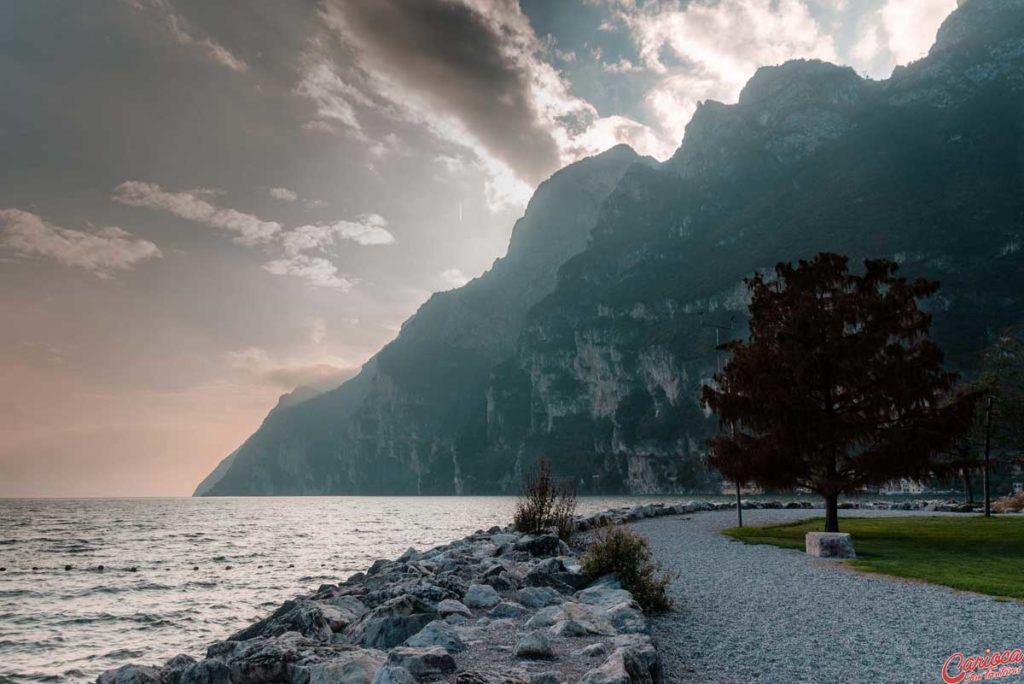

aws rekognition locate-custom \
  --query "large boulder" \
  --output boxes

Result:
[290,649,386,684]
[228,600,333,642]
[463,583,501,609]
[805,532,856,559]
[386,647,456,678]
[575,585,635,609]
[370,666,415,684]
[527,603,616,637]
[581,636,661,684]
[514,534,565,557]
[605,602,646,634]
[342,595,436,650]
[514,630,555,660]
[164,658,231,684]
[213,634,318,684]
[316,596,369,632]
[403,620,466,653]
[524,558,589,593]
[97,665,162,684]
[514,586,563,608]
[436,599,472,619]
[489,601,529,619]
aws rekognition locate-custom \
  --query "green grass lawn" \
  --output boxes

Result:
[724,516,1024,600]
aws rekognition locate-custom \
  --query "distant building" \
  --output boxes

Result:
[880,479,926,495]
[721,482,763,496]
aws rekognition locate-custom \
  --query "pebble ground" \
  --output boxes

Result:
[633,509,1024,684]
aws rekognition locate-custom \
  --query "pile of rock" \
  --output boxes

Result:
[572,501,815,531]
[97,527,661,684]
[838,499,979,513]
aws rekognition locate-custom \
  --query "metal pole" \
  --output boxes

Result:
[715,327,721,374]
[731,422,742,527]
[703,311,741,527]
[984,395,993,517]
[735,481,743,527]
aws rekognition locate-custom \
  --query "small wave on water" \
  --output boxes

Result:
[0,495,708,683]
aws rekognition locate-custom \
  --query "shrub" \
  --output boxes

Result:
[581,524,673,612]
[513,459,577,541]
[992,492,1024,513]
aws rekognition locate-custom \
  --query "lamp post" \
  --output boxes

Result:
[700,311,742,526]
[983,395,995,517]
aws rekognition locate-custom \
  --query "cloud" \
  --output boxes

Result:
[112,181,280,244]
[612,0,839,146]
[294,58,371,133]
[261,254,353,289]
[268,187,298,202]
[0,208,161,276]
[857,0,957,68]
[280,214,396,256]
[308,317,327,345]
[333,213,395,246]
[600,0,958,150]
[129,0,247,72]
[320,0,560,183]
[226,346,356,391]
[440,268,470,288]
[316,0,666,201]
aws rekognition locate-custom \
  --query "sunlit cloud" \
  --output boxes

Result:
[0,208,161,276]
[261,254,354,289]
[280,213,395,257]
[315,0,665,210]
[268,187,298,202]
[610,0,837,148]
[112,181,281,244]
[440,268,470,288]
[226,346,357,390]
[294,58,370,133]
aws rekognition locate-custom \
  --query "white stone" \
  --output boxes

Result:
[805,532,856,559]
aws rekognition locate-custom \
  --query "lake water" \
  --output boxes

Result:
[0,496,711,683]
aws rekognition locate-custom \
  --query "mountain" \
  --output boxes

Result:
[198,0,1024,496]
[197,144,652,495]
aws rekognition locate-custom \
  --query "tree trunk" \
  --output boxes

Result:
[962,467,974,504]
[824,493,839,533]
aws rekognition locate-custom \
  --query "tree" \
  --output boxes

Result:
[700,253,976,532]
[977,331,1024,454]
[932,331,1024,502]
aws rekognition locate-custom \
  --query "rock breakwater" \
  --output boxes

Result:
[97,518,664,683]
[95,498,982,684]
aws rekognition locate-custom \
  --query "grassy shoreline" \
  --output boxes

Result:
[724,516,1024,600]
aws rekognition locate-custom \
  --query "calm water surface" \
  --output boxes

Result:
[0,496,706,683]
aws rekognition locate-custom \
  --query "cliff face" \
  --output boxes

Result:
[199,0,1024,496]
[200,145,651,495]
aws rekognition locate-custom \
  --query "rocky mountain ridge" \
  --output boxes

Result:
[198,0,1024,496]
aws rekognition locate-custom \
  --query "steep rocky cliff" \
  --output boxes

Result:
[199,145,651,494]
[199,0,1024,496]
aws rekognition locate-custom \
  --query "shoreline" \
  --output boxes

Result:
[95,498,986,684]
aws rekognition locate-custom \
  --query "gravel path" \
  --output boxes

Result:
[633,510,1024,684]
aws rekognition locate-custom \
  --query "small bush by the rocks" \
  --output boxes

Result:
[581,524,673,612]
[993,492,1024,513]
[513,459,577,541]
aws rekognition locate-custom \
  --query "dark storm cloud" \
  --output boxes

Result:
[327,0,563,184]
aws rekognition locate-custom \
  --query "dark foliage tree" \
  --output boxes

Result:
[934,331,1024,501]
[700,253,976,532]
[977,331,1024,455]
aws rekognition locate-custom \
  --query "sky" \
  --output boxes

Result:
[0,0,958,497]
